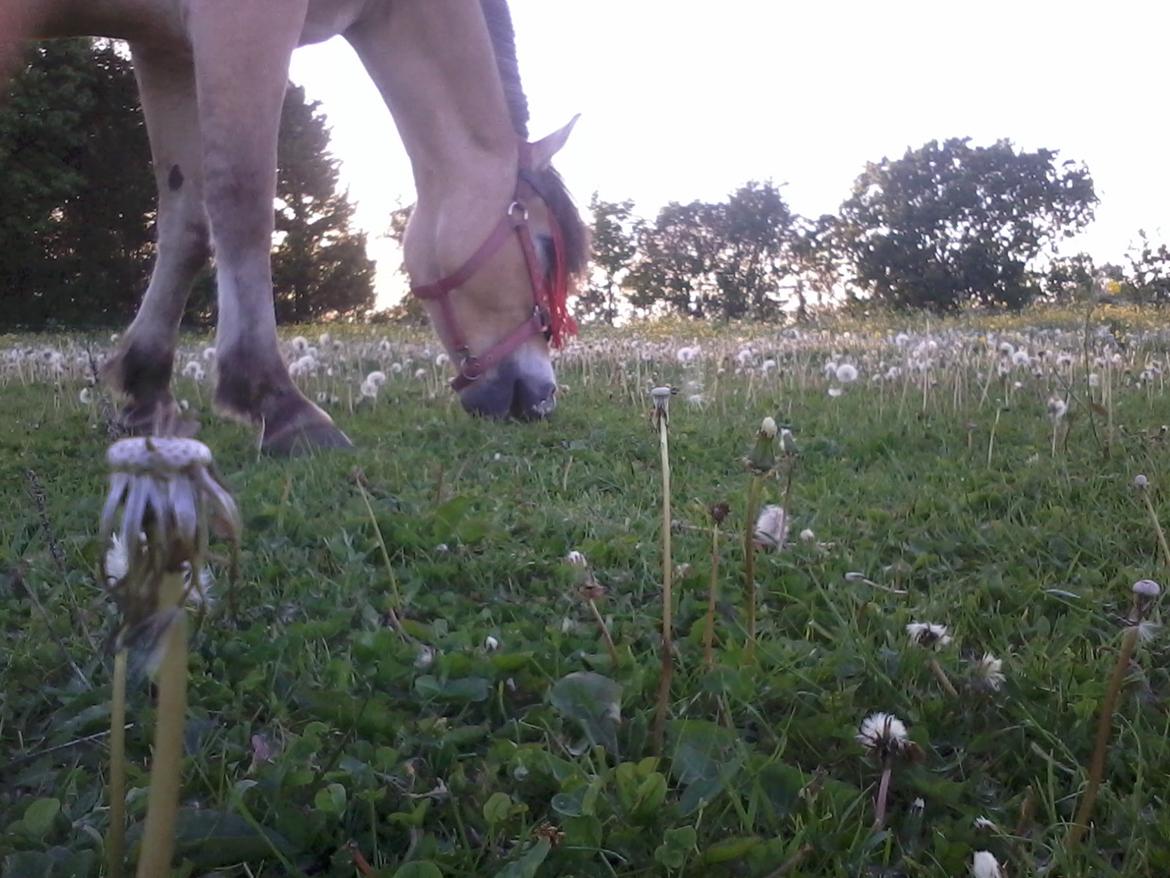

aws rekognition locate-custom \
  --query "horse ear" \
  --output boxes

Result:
[529,114,579,170]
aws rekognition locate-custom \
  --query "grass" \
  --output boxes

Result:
[2,310,1170,876]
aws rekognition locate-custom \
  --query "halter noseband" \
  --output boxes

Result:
[409,142,574,392]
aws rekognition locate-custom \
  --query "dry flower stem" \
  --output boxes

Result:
[586,597,620,667]
[703,521,720,667]
[652,404,674,756]
[929,657,959,698]
[873,764,893,829]
[136,571,187,878]
[1067,625,1140,848]
[1139,489,1170,569]
[743,475,763,659]
[107,649,128,878]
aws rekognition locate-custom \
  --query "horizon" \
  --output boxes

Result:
[288,0,1170,308]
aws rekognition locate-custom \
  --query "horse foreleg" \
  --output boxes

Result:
[187,0,350,454]
[103,44,210,435]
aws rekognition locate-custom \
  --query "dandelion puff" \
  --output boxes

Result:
[906,621,952,650]
[828,386,844,398]
[367,370,387,387]
[484,635,501,651]
[970,652,1006,692]
[971,851,1003,878]
[1047,395,1068,421]
[799,528,815,542]
[836,363,859,383]
[565,550,588,568]
[856,712,909,761]
[79,387,93,404]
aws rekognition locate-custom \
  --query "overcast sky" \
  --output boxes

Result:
[288,0,1170,305]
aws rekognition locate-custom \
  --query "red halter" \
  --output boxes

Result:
[410,143,577,392]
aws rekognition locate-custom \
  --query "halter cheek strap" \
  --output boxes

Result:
[409,143,575,392]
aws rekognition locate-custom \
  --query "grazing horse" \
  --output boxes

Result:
[1,0,587,453]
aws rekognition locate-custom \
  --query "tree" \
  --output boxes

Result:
[837,138,1096,311]
[788,214,844,320]
[271,83,375,322]
[1043,252,1097,303]
[1123,231,1170,304]
[627,181,796,321]
[577,193,638,325]
[0,39,154,327]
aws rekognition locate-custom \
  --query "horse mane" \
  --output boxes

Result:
[480,0,588,279]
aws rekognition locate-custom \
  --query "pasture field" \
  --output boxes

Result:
[2,306,1170,877]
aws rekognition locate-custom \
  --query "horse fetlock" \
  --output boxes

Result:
[102,340,175,402]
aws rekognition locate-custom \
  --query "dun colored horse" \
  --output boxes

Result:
[0,0,587,453]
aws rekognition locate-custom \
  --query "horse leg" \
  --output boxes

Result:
[102,44,209,434]
[187,0,350,454]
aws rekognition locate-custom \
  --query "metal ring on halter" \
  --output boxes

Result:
[459,355,484,382]
[508,201,529,223]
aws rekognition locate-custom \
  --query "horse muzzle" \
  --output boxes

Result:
[458,354,557,421]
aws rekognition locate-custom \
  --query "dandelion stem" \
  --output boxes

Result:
[107,649,128,878]
[743,475,763,659]
[1067,625,1139,848]
[928,657,959,698]
[586,597,620,668]
[136,572,187,878]
[987,407,1001,469]
[703,521,720,668]
[873,764,893,829]
[1139,489,1170,569]
[652,405,673,756]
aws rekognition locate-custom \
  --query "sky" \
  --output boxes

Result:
[288,0,1170,307]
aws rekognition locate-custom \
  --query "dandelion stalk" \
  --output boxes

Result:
[136,570,187,878]
[703,502,729,667]
[1067,579,1159,848]
[1134,475,1170,568]
[107,649,128,878]
[651,387,674,756]
[743,418,778,659]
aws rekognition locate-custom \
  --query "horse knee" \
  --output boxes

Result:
[202,167,273,256]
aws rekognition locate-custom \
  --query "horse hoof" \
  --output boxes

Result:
[262,418,354,457]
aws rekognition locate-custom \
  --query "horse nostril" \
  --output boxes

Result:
[513,379,556,420]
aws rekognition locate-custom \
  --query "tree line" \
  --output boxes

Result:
[0,39,375,329]
[579,141,1170,323]
[3,40,1169,330]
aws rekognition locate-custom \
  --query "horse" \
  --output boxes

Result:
[0,0,587,454]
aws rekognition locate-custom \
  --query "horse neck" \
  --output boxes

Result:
[347,3,519,211]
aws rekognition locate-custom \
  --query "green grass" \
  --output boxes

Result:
[2,313,1170,876]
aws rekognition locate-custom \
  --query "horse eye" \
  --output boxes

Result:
[536,235,555,273]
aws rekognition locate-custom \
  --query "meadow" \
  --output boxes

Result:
[2,304,1169,877]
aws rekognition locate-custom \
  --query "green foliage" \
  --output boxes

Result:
[837,137,1097,311]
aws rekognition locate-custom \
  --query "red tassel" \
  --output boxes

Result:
[546,212,577,349]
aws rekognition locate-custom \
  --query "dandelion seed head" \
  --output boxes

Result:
[1133,579,1161,599]
[970,652,1006,691]
[906,621,953,650]
[856,712,909,760]
[1134,473,1150,489]
[836,362,859,383]
[971,850,1003,878]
